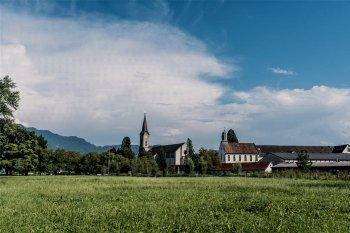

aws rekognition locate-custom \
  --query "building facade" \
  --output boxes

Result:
[139,114,188,172]
[151,143,188,167]
[219,130,260,164]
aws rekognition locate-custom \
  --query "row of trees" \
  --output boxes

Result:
[0,76,222,176]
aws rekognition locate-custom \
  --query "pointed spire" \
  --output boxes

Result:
[141,113,149,134]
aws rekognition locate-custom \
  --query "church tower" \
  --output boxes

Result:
[140,113,150,152]
[221,129,228,144]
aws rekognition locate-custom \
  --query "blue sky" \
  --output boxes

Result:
[5,0,350,90]
[1,0,350,148]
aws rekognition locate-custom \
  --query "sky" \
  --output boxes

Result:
[1,0,350,149]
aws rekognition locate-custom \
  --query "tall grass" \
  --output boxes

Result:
[0,176,350,232]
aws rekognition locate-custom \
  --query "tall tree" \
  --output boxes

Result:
[198,148,221,172]
[184,157,194,174]
[198,156,208,174]
[186,138,199,172]
[186,138,195,157]
[227,129,239,143]
[296,150,312,171]
[118,136,134,159]
[0,126,46,175]
[0,76,20,120]
[155,147,167,176]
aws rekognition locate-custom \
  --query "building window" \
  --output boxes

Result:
[233,155,236,161]
[228,155,230,161]
[244,155,247,161]
[239,155,241,161]
[250,155,252,161]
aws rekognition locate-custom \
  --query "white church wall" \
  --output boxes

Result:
[175,143,187,165]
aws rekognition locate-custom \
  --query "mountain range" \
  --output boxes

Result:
[26,127,139,154]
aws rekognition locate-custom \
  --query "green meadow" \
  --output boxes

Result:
[1,176,350,232]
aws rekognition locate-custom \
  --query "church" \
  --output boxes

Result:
[219,129,261,164]
[139,114,188,172]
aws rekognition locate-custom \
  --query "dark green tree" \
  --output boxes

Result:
[198,156,208,174]
[186,138,199,172]
[0,125,46,175]
[109,148,131,173]
[131,156,158,176]
[186,138,195,157]
[184,157,194,174]
[138,147,152,158]
[227,129,239,143]
[296,150,312,171]
[0,76,20,119]
[155,147,167,176]
[117,136,134,159]
[198,148,221,172]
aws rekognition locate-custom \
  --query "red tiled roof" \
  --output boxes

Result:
[222,143,258,154]
[220,162,271,172]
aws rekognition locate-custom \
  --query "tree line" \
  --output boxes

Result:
[0,76,222,176]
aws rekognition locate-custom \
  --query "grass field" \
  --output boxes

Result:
[1,176,350,232]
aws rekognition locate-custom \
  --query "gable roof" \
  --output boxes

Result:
[241,162,271,172]
[222,143,258,154]
[151,143,185,155]
[332,144,349,153]
[266,152,350,161]
[273,161,350,168]
[257,145,333,154]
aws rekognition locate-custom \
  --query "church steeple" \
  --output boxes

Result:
[221,129,228,143]
[141,113,149,134]
[140,113,150,152]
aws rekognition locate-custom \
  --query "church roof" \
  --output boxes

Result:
[222,143,258,154]
[151,143,185,155]
[140,114,149,134]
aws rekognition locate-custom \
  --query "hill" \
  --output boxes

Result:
[26,127,139,154]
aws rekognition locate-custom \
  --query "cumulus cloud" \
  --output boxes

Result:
[268,67,297,76]
[0,8,234,146]
[1,7,350,149]
[229,86,350,145]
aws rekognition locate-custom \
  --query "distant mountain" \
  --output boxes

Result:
[26,127,139,154]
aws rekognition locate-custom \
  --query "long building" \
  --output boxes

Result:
[218,129,350,173]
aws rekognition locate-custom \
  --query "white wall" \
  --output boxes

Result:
[223,154,260,164]
[343,145,350,154]
[175,143,187,165]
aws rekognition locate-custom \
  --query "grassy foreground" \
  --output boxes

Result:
[1,176,350,232]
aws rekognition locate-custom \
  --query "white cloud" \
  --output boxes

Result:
[1,8,350,149]
[268,67,297,76]
[228,86,350,145]
[0,8,234,147]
